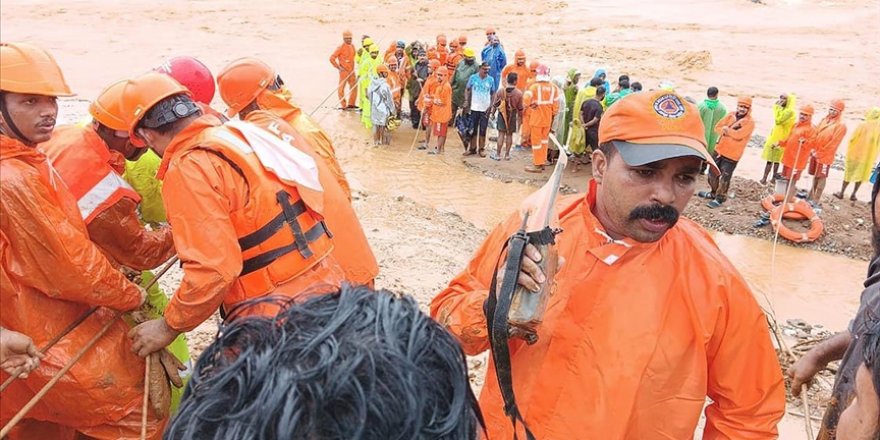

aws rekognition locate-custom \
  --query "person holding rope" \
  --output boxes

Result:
[329,30,358,110]
[788,175,880,439]
[431,91,785,439]
[0,42,160,439]
[780,104,818,203]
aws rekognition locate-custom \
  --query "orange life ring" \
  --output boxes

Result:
[761,194,808,220]
[769,203,823,243]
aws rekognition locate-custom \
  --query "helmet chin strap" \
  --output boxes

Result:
[0,92,35,145]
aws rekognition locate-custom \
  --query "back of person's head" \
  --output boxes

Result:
[590,77,603,87]
[596,85,606,96]
[707,86,719,98]
[618,74,629,83]
[165,284,482,440]
[631,82,642,92]
[619,78,630,89]
[507,72,518,85]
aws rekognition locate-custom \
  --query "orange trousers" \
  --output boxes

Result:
[530,125,551,166]
[338,70,357,108]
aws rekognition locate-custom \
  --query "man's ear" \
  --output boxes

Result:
[591,150,607,184]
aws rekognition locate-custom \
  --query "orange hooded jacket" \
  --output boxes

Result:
[157,115,345,331]
[713,110,756,162]
[255,90,352,200]
[40,125,175,270]
[243,110,379,285]
[329,42,356,73]
[501,63,531,92]
[0,135,153,431]
[813,112,847,165]
[782,119,817,171]
[522,80,560,128]
[429,82,453,125]
[431,183,785,439]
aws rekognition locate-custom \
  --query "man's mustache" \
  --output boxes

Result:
[629,204,680,225]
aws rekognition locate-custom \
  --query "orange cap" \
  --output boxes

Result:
[458,35,467,45]
[486,26,496,35]
[343,30,353,38]
[528,60,540,72]
[429,59,441,70]
[89,80,129,131]
[515,49,526,60]
[376,64,389,75]
[437,34,447,45]
[800,104,814,116]
[0,42,73,97]
[830,99,845,112]
[737,96,752,108]
[216,57,276,117]
[598,91,717,172]
[436,66,449,76]
[449,40,459,48]
[118,72,191,146]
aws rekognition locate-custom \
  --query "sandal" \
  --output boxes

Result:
[503,155,511,161]
[697,191,715,200]
[832,191,844,199]
[462,150,476,157]
[524,165,545,173]
[850,194,858,201]
[478,150,487,158]
[489,152,501,161]
[706,200,722,209]
[427,149,438,155]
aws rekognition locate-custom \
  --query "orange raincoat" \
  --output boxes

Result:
[781,119,817,171]
[329,40,357,108]
[713,111,756,162]
[256,89,352,200]
[0,135,162,438]
[40,125,175,270]
[157,115,345,331]
[429,82,453,125]
[523,80,560,166]
[243,110,379,285]
[813,110,847,166]
[431,183,785,439]
[501,63,530,92]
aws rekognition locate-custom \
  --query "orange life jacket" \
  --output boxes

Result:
[40,125,140,223]
[174,123,335,303]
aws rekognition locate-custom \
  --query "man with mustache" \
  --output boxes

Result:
[0,42,158,438]
[432,91,785,438]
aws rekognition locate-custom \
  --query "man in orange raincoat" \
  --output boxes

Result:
[518,60,540,151]
[697,96,756,208]
[522,64,560,173]
[447,38,462,71]
[0,42,160,439]
[808,99,848,203]
[501,50,530,92]
[417,59,442,148]
[428,66,453,154]
[123,72,347,357]
[781,104,818,202]
[329,30,357,109]
[436,34,449,67]
[431,90,785,439]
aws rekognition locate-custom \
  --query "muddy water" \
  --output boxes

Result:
[331,110,868,331]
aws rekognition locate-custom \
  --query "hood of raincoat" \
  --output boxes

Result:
[782,93,797,111]
[703,98,720,110]
[0,134,43,164]
[566,69,579,86]
[592,68,606,80]
[868,107,880,121]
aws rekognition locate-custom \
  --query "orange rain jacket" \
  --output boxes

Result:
[781,120,817,171]
[500,63,531,92]
[431,182,785,439]
[429,82,453,125]
[40,125,175,270]
[255,89,352,200]
[157,115,345,332]
[0,135,154,432]
[713,111,756,162]
[522,80,560,128]
[417,74,439,114]
[813,114,847,166]
[329,41,356,73]
[243,110,378,285]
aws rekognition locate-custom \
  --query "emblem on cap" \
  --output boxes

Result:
[653,94,685,119]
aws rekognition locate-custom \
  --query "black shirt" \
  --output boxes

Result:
[581,98,604,134]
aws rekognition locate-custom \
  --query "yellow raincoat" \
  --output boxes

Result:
[761,94,797,163]
[569,86,597,155]
[358,48,382,130]
[124,149,166,224]
[844,107,880,183]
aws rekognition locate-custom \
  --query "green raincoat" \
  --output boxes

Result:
[698,98,728,153]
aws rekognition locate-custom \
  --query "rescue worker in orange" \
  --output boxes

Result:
[385,57,404,117]
[780,104,818,202]
[329,30,357,109]
[0,42,161,439]
[447,38,462,71]
[40,80,175,273]
[697,96,756,208]
[518,60,540,151]
[123,72,346,357]
[436,34,448,67]
[431,90,786,439]
[808,99,847,203]
[417,59,442,148]
[522,64,560,173]
[501,50,530,92]
[217,57,378,284]
[428,66,453,155]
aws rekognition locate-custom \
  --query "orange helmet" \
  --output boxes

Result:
[449,40,459,49]
[458,35,467,46]
[343,30,353,38]
[154,56,216,105]
[529,60,540,72]
[89,80,128,131]
[0,42,73,97]
[376,64,390,75]
[118,72,191,145]
[437,34,447,45]
[217,57,276,117]
[428,59,441,70]
[515,49,526,60]
[436,66,449,76]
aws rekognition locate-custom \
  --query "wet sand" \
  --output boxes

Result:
[4,0,878,437]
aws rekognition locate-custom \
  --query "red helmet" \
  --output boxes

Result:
[154,56,216,105]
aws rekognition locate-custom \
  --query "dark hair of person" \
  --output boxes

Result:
[631,82,642,92]
[506,72,518,85]
[596,86,606,96]
[165,284,483,440]
[707,86,719,98]
[620,78,630,89]
[618,74,629,83]
[590,77,603,87]
[598,141,616,158]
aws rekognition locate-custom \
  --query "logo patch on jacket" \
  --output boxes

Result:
[653,94,686,119]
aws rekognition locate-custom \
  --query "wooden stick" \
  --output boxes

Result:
[0,312,122,437]
[141,356,151,440]
[0,256,179,392]
[801,384,814,439]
